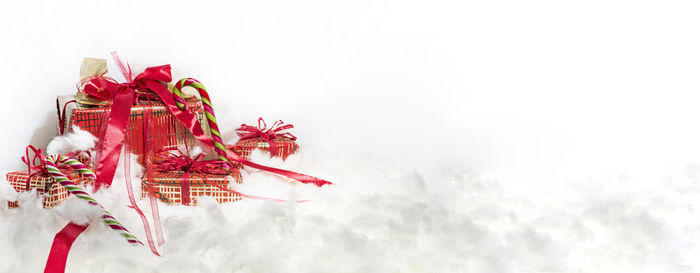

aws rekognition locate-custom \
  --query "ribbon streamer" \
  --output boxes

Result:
[41,153,141,273]
[44,223,89,273]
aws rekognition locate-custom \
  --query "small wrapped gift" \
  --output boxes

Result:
[6,146,93,209]
[228,118,299,160]
[142,149,243,206]
[6,171,92,208]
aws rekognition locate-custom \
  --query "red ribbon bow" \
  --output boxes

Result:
[81,55,173,189]
[21,145,48,191]
[237,118,296,157]
[81,66,170,104]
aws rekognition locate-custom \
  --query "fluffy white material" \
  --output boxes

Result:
[3,0,700,271]
[2,133,699,272]
[45,126,97,156]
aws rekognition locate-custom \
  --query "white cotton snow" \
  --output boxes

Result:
[45,126,97,156]
[2,129,700,272]
[0,134,700,272]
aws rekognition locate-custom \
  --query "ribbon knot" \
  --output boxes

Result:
[121,82,138,91]
[81,65,171,104]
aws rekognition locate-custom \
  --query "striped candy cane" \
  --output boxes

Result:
[44,154,142,245]
[172,78,232,169]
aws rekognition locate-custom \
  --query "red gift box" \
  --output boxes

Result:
[5,170,92,208]
[229,118,299,160]
[142,167,243,206]
[228,137,299,160]
[56,95,209,165]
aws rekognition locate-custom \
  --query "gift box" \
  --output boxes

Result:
[5,170,92,208]
[56,95,209,165]
[142,167,243,206]
[228,137,299,160]
[229,118,299,160]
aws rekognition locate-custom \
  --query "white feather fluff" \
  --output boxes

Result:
[46,126,97,155]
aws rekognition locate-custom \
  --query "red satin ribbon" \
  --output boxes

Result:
[44,223,89,273]
[180,172,191,205]
[237,118,297,157]
[85,64,173,189]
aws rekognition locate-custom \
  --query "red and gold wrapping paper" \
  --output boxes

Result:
[228,138,299,160]
[56,95,210,165]
[5,170,91,208]
[142,167,242,206]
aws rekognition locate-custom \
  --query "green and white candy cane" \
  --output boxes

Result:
[172,78,232,169]
[44,154,142,245]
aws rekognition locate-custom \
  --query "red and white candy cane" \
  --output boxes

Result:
[44,154,142,245]
[172,78,232,169]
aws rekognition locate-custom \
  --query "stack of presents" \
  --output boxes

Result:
[3,54,329,269]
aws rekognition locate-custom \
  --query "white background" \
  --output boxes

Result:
[2,0,699,184]
[2,1,700,272]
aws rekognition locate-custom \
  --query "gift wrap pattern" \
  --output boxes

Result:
[56,95,210,164]
[229,138,299,160]
[142,168,243,206]
[5,170,92,208]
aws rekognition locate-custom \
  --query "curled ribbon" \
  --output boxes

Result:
[21,146,91,191]
[21,145,48,191]
[237,118,297,158]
